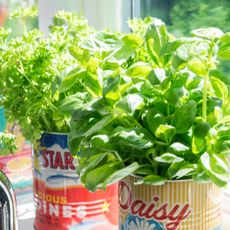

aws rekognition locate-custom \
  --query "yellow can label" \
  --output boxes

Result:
[119,176,222,230]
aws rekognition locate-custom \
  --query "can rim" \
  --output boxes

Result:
[129,174,213,184]
[41,131,69,135]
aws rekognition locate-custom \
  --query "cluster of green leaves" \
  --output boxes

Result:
[0,11,93,143]
[67,18,230,191]
[0,132,17,156]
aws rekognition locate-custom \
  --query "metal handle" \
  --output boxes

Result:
[0,170,18,230]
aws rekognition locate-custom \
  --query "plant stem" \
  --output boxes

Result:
[202,73,209,122]
[18,65,58,112]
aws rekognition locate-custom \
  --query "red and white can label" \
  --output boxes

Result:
[33,132,118,230]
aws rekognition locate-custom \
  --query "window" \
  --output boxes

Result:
[138,0,230,36]
[0,0,38,36]
[39,0,132,34]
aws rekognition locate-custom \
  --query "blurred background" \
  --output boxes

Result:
[1,0,229,35]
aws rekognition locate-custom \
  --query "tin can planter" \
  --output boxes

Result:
[119,176,222,230]
[33,132,118,230]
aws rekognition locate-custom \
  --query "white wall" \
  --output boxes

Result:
[38,0,131,34]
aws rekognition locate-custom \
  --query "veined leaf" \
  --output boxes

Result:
[104,162,141,186]
[90,134,110,148]
[218,45,230,60]
[192,136,206,154]
[160,37,202,55]
[174,100,197,133]
[145,18,168,65]
[210,76,229,99]
[103,74,121,101]
[188,58,207,76]
[59,92,88,114]
[155,124,176,144]
[191,28,224,40]
[111,34,143,62]
[155,153,184,164]
[169,142,190,155]
[200,152,229,187]
[59,67,83,93]
[220,32,230,43]
[115,94,144,115]
[167,161,190,179]
[84,114,114,137]
[175,164,198,179]
[80,153,108,182]
[110,128,153,149]
[148,68,166,85]
[135,175,166,185]
[84,162,123,191]
[126,62,152,79]
[146,109,166,134]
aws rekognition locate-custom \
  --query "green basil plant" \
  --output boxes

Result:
[67,18,230,191]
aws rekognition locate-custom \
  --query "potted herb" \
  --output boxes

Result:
[0,11,119,230]
[68,18,230,229]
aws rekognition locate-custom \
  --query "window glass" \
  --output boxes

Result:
[139,0,230,73]
[141,0,230,35]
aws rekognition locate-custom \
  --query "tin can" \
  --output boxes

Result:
[33,132,118,230]
[0,151,32,195]
[0,107,6,131]
[119,176,222,230]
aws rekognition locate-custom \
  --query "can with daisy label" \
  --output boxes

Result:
[119,176,222,230]
[33,132,118,230]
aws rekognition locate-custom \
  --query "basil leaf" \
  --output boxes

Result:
[104,162,141,186]
[155,153,184,164]
[175,164,198,179]
[169,142,190,155]
[146,109,166,135]
[200,152,229,187]
[188,58,207,76]
[135,175,167,186]
[174,100,197,133]
[115,94,144,115]
[84,162,123,191]
[192,136,206,154]
[218,43,230,59]
[148,68,166,85]
[167,161,190,179]
[126,62,152,79]
[110,128,153,149]
[155,124,176,144]
[193,122,211,138]
[210,77,229,99]
[145,18,168,65]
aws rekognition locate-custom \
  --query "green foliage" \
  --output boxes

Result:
[170,0,230,36]
[0,132,17,156]
[0,12,93,142]
[66,18,230,191]
[169,0,230,74]
[1,9,230,190]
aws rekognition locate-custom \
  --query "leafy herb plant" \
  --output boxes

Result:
[68,18,230,191]
[0,10,93,143]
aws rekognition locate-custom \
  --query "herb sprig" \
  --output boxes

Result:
[0,11,93,142]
